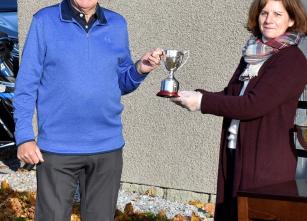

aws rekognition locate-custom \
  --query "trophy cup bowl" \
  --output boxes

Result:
[157,49,189,98]
[296,124,307,149]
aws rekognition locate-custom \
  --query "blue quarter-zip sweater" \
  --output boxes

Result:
[13,2,147,154]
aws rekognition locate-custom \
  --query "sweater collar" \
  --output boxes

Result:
[60,0,107,25]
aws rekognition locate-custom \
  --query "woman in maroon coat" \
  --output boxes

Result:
[171,0,307,220]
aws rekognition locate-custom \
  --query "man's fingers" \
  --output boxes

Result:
[17,152,22,161]
[29,152,40,164]
[152,48,163,57]
[148,55,161,66]
[149,48,163,65]
[35,147,44,162]
[22,154,35,164]
[17,150,30,164]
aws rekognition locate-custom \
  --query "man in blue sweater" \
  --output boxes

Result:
[13,0,162,220]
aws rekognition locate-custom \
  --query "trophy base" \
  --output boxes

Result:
[156,91,179,98]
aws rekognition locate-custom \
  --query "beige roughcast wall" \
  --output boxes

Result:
[18,0,252,199]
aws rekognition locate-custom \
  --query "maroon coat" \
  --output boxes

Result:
[198,46,307,221]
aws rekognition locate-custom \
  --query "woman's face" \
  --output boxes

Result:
[258,0,294,41]
[73,0,98,11]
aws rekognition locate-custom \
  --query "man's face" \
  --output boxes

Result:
[73,0,98,11]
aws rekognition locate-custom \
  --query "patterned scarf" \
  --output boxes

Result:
[242,32,303,65]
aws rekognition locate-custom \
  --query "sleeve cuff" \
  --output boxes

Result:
[195,89,206,113]
[129,60,148,82]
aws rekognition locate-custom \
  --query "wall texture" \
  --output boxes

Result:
[18,0,252,195]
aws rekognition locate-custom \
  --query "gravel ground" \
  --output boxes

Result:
[0,158,213,220]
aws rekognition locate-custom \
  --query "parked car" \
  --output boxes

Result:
[0,0,18,150]
[0,0,18,38]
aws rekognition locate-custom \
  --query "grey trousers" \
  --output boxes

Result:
[35,149,123,221]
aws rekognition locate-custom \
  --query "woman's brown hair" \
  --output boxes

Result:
[246,0,307,37]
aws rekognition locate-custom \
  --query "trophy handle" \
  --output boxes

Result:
[177,50,190,71]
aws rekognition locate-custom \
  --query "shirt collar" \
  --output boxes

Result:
[60,0,107,24]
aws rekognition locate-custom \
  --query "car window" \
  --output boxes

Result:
[0,0,17,12]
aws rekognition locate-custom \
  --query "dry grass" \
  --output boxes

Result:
[0,180,214,221]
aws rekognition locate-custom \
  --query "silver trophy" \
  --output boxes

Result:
[157,49,189,98]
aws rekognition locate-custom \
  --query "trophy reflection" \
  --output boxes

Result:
[296,124,307,149]
[157,49,189,98]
